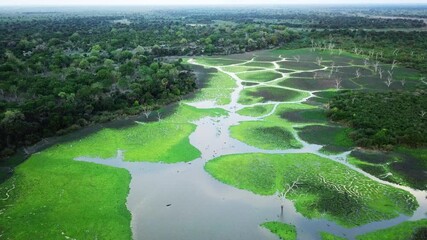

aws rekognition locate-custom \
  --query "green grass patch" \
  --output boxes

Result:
[356,219,427,240]
[193,57,245,66]
[0,103,228,239]
[239,86,308,105]
[321,232,347,240]
[237,70,282,82]
[278,61,323,71]
[278,77,336,91]
[237,104,275,117]
[189,68,236,105]
[0,151,131,239]
[297,125,354,150]
[242,61,275,69]
[205,153,417,227]
[261,222,297,240]
[67,104,226,163]
[222,66,263,73]
[230,121,302,150]
[280,108,328,124]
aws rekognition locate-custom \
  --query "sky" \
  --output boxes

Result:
[1,0,426,6]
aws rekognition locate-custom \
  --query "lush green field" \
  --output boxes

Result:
[0,150,132,239]
[356,219,427,240]
[230,121,302,150]
[242,61,275,69]
[193,58,246,66]
[205,153,416,227]
[237,105,275,117]
[278,61,323,70]
[321,232,347,240]
[297,125,354,151]
[222,66,263,73]
[236,70,282,82]
[187,66,236,105]
[239,86,308,105]
[231,103,308,150]
[261,222,297,240]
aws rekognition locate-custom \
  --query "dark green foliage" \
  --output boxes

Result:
[280,108,327,123]
[248,87,303,102]
[297,125,354,150]
[412,227,427,240]
[350,148,427,190]
[328,90,427,149]
[0,23,198,159]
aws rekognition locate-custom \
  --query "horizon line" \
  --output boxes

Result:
[1,3,427,6]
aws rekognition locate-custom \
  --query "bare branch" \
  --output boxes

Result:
[335,78,342,89]
[355,69,361,78]
[391,60,398,71]
[142,106,152,119]
[316,57,323,65]
[385,76,393,87]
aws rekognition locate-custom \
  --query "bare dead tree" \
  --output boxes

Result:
[310,39,315,51]
[393,48,399,56]
[364,58,369,67]
[293,55,301,62]
[387,70,393,78]
[157,111,162,121]
[353,47,359,55]
[385,76,393,87]
[355,69,361,78]
[335,78,342,89]
[316,57,323,65]
[400,78,406,86]
[313,71,318,80]
[391,60,398,71]
[23,147,30,155]
[142,106,152,119]
[373,61,380,73]
[338,49,343,55]
[278,176,301,214]
[420,110,426,118]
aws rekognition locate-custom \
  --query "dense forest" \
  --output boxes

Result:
[0,13,302,158]
[327,89,427,150]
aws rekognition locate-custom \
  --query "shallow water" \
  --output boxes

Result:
[76,55,427,240]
